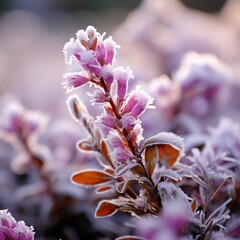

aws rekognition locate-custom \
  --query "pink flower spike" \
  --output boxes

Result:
[62,72,90,93]
[103,36,120,65]
[77,26,99,50]
[0,210,17,228]
[114,66,133,100]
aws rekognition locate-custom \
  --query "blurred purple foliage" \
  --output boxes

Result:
[1,0,240,239]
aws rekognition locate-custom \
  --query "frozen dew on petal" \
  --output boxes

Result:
[108,130,125,149]
[0,209,17,228]
[108,130,133,163]
[111,146,133,163]
[79,50,102,74]
[88,89,109,104]
[63,37,81,65]
[121,113,137,129]
[101,66,114,85]
[0,210,34,240]
[123,86,154,118]
[62,72,90,93]
[114,66,134,100]
[103,36,120,65]
[77,26,99,51]
[96,41,106,63]
[132,122,144,145]
[97,112,116,129]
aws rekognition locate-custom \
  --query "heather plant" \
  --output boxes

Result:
[62,26,240,240]
[0,22,240,240]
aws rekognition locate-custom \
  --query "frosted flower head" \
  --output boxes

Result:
[174,52,231,116]
[63,37,81,65]
[174,52,229,94]
[208,118,240,159]
[114,66,134,100]
[63,26,121,93]
[123,86,154,118]
[0,210,34,240]
[0,102,48,141]
[102,36,120,66]
[63,72,90,93]
[77,26,99,51]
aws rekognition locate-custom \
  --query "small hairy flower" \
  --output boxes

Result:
[0,209,34,240]
[62,72,90,93]
[0,102,48,142]
[123,86,154,118]
[114,66,134,100]
[173,52,231,116]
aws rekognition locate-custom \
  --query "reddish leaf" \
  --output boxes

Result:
[71,169,114,187]
[157,144,180,167]
[95,200,118,218]
[101,139,113,165]
[141,132,185,168]
[144,145,158,176]
[95,185,114,194]
[104,168,115,175]
[77,140,93,151]
[115,236,144,240]
[191,198,198,212]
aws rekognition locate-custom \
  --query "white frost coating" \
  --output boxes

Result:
[158,182,191,214]
[141,132,185,157]
[174,51,231,87]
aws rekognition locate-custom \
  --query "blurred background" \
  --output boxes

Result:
[1,0,240,239]
[0,0,236,117]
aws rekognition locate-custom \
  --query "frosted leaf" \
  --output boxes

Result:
[141,132,185,154]
[159,169,182,182]
[158,182,191,214]
[141,132,185,168]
